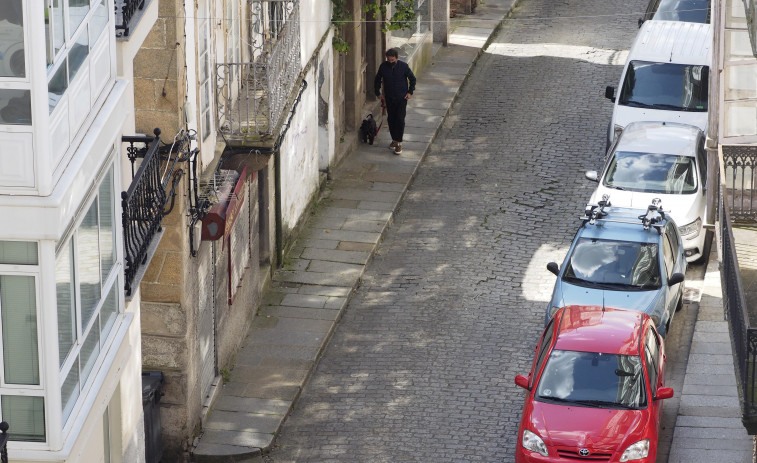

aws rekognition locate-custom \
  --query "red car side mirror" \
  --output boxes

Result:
[656,387,674,400]
[515,375,529,389]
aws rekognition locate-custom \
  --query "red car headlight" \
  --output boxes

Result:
[620,438,649,461]
[522,429,548,457]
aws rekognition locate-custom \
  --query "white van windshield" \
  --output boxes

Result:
[619,61,708,112]
[651,0,710,23]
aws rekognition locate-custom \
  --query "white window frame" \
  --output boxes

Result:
[199,0,213,141]
[0,253,47,445]
[46,0,111,115]
[55,163,122,435]
[0,0,29,82]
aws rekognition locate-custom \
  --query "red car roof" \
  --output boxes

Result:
[553,306,644,356]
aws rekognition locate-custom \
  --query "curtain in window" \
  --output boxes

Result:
[0,275,39,385]
[56,241,76,367]
[2,395,45,442]
[0,241,37,265]
[79,200,101,329]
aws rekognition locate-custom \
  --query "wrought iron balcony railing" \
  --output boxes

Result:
[723,145,757,222]
[122,131,166,296]
[121,129,194,295]
[115,0,146,38]
[0,421,8,463]
[216,0,301,144]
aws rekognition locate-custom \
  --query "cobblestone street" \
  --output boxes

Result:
[266,0,705,461]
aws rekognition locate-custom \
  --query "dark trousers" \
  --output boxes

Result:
[385,97,407,143]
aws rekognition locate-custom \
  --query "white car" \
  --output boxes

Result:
[586,121,708,263]
[604,20,711,149]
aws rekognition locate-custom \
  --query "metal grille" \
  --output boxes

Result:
[216,0,300,138]
[228,182,251,304]
[198,170,240,210]
[723,145,757,221]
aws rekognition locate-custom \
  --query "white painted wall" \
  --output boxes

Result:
[300,0,332,65]
[280,64,320,230]
[280,0,335,231]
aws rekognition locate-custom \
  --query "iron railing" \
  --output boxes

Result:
[0,421,8,463]
[723,145,757,222]
[115,0,146,37]
[721,194,757,431]
[216,0,301,139]
[122,131,166,296]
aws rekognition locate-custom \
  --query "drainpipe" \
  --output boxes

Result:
[705,0,722,228]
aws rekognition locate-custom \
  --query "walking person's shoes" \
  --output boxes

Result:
[389,140,398,150]
[394,143,402,155]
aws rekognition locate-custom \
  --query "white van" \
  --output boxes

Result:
[604,20,712,149]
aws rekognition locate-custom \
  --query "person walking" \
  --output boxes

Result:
[374,48,416,154]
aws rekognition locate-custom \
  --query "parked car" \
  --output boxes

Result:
[604,20,711,149]
[639,0,711,26]
[587,121,707,263]
[515,305,674,463]
[545,198,686,337]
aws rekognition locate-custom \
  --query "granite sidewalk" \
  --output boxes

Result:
[191,2,517,461]
[667,240,755,463]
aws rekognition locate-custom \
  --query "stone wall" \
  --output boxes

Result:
[133,0,186,136]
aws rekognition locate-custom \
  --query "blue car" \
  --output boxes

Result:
[545,197,686,337]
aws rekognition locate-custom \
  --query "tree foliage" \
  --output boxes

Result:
[331,0,418,53]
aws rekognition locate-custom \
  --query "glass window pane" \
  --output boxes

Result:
[0,89,31,125]
[50,0,65,58]
[56,241,77,367]
[78,200,101,329]
[1,275,39,385]
[2,395,45,442]
[68,0,90,38]
[99,167,115,281]
[0,241,37,265]
[100,284,117,343]
[61,359,80,424]
[48,61,68,113]
[80,318,100,385]
[68,29,88,83]
[0,0,25,77]
[89,0,108,48]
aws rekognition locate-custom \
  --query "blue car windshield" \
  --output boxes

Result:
[563,238,661,290]
[604,151,698,194]
[619,61,708,112]
[536,350,647,409]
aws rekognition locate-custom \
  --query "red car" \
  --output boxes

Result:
[514,305,673,462]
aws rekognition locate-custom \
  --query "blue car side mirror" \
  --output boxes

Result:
[547,262,559,276]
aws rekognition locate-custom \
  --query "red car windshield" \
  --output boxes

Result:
[535,350,648,409]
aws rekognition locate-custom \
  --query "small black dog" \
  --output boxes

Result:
[359,114,378,145]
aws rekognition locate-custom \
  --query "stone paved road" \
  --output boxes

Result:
[267,0,705,461]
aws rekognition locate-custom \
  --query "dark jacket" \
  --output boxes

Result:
[374,60,416,100]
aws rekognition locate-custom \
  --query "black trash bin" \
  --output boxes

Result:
[142,371,164,463]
